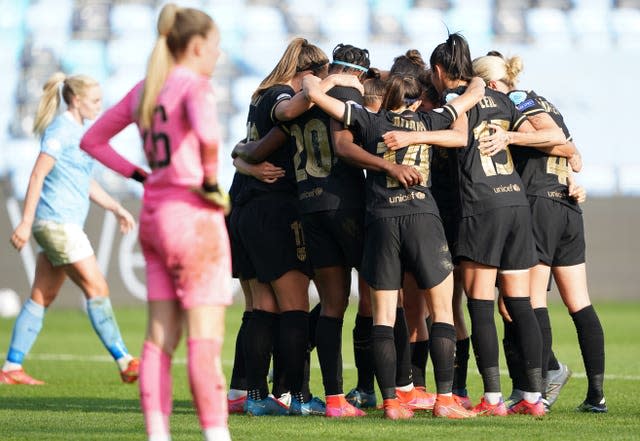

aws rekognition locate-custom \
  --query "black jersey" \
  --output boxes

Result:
[235,85,297,204]
[281,86,365,214]
[228,171,247,206]
[508,90,581,213]
[446,86,529,217]
[430,146,459,216]
[344,102,458,223]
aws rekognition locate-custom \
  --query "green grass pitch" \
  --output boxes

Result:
[1,301,639,440]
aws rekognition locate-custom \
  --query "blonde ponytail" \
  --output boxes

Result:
[503,56,524,88]
[472,54,524,89]
[138,3,178,129]
[33,72,66,136]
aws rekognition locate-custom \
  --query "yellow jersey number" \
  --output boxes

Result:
[376,142,430,188]
[291,119,333,182]
[473,119,514,177]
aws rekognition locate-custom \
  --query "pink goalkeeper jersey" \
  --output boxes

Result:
[81,65,220,205]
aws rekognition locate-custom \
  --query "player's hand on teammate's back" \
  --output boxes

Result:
[382,131,413,151]
[387,163,422,189]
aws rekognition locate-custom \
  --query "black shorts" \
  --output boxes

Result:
[228,205,256,280]
[455,206,537,270]
[439,209,460,254]
[301,208,364,270]
[236,194,313,283]
[361,213,453,290]
[529,196,585,266]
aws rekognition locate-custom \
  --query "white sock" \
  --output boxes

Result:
[397,383,414,392]
[204,427,231,441]
[484,392,502,405]
[3,361,22,372]
[149,434,171,441]
[116,354,133,371]
[523,391,541,404]
[227,389,247,400]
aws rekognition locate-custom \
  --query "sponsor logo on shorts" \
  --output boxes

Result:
[300,187,323,199]
[493,183,521,194]
[388,191,426,204]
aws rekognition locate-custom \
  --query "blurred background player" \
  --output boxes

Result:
[1,72,138,386]
[80,4,232,440]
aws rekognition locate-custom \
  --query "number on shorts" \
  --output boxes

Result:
[376,141,430,188]
[546,156,569,184]
[291,119,333,182]
[144,105,171,170]
[473,119,514,177]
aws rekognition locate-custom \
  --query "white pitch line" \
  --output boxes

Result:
[2,352,640,382]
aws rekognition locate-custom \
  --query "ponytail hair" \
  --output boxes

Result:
[381,76,422,111]
[33,72,98,136]
[472,54,523,88]
[389,49,426,79]
[253,38,328,100]
[429,32,474,82]
[138,3,215,128]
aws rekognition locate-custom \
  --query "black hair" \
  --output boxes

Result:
[389,49,426,79]
[429,32,473,82]
[330,43,370,74]
[418,70,440,107]
[381,76,422,111]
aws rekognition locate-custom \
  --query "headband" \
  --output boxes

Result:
[332,60,369,73]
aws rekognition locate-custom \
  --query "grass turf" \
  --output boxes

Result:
[0,301,639,440]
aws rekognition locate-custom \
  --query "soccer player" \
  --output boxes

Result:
[230,37,330,416]
[80,5,232,440]
[1,72,138,386]
[233,43,374,417]
[303,72,484,420]
[473,53,607,413]
[383,33,566,417]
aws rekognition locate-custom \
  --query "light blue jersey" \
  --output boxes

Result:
[35,112,94,225]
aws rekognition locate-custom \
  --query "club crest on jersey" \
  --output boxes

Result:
[444,92,459,103]
[509,91,528,105]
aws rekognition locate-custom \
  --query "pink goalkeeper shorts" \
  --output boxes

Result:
[139,196,232,309]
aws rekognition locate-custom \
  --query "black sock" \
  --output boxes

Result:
[548,350,560,371]
[316,315,344,396]
[452,337,470,395]
[308,303,321,351]
[394,307,412,387]
[353,314,374,393]
[246,309,277,400]
[280,310,310,401]
[271,315,288,398]
[468,299,501,392]
[571,305,605,404]
[410,340,429,389]
[534,307,552,382]
[230,310,251,391]
[503,318,529,391]
[372,325,397,400]
[504,297,543,393]
[430,323,456,394]
[302,347,311,400]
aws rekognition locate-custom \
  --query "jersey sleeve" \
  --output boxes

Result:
[503,95,528,131]
[417,103,457,131]
[185,77,220,177]
[80,82,142,178]
[508,90,545,117]
[40,124,65,160]
[266,86,294,124]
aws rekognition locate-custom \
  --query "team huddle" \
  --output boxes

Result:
[1,2,607,441]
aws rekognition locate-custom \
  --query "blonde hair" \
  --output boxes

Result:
[472,55,524,89]
[252,37,328,100]
[138,3,215,129]
[33,72,99,136]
